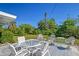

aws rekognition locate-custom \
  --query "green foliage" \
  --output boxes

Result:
[33,28,41,34]
[63,18,76,26]
[75,26,79,38]
[19,24,34,34]
[38,19,57,35]
[38,20,47,30]
[14,28,25,36]
[56,18,77,38]
[0,30,16,43]
[41,29,52,35]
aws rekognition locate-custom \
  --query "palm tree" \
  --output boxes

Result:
[44,12,49,28]
[8,21,16,33]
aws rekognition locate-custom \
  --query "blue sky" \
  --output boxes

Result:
[0,3,79,27]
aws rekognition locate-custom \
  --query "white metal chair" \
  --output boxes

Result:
[32,42,50,56]
[41,42,50,56]
[17,36,29,49]
[55,36,76,49]
[37,34,44,41]
[17,36,50,56]
[18,36,26,45]
[48,34,56,45]
[65,36,76,45]
[8,43,30,56]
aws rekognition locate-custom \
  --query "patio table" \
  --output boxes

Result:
[18,40,42,56]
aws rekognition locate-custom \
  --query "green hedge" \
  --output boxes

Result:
[0,30,17,43]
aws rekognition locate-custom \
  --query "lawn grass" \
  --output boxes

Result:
[55,39,66,43]
[55,37,66,44]
[25,34,37,39]
[25,34,48,40]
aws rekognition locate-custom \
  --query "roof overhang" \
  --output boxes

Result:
[0,11,17,24]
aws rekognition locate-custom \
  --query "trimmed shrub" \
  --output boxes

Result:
[0,30,17,43]
[14,28,25,36]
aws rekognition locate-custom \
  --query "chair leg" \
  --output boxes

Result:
[42,50,49,56]
[48,50,50,56]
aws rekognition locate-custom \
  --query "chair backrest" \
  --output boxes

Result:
[36,42,49,53]
[33,42,49,56]
[42,42,49,53]
[18,36,26,45]
[65,36,75,45]
[49,35,56,41]
[9,44,17,56]
[37,34,44,41]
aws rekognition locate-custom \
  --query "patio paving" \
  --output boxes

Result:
[0,42,79,56]
[0,45,11,56]
[49,45,79,56]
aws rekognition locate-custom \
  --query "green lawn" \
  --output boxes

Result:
[24,34,48,40]
[55,39,66,43]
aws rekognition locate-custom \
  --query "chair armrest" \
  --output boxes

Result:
[32,48,41,54]
[16,49,30,56]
